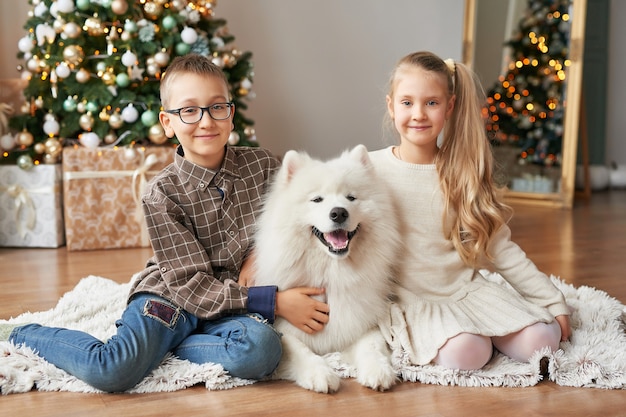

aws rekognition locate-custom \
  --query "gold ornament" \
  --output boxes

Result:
[170,0,186,10]
[108,112,124,129]
[111,0,129,15]
[63,45,84,65]
[147,124,167,144]
[101,71,116,85]
[16,129,34,147]
[244,126,255,137]
[104,131,118,144]
[45,137,62,157]
[43,153,59,164]
[143,2,163,20]
[84,17,104,36]
[79,113,94,130]
[99,108,111,122]
[76,68,90,83]
[34,142,46,154]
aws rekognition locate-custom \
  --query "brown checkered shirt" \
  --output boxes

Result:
[129,145,281,321]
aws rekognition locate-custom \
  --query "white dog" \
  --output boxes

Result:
[253,145,401,393]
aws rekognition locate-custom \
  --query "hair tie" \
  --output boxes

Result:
[444,58,456,75]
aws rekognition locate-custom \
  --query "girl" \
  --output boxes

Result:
[369,51,571,370]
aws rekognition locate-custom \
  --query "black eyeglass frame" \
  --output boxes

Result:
[163,102,234,124]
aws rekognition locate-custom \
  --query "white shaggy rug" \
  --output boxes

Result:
[1,274,625,394]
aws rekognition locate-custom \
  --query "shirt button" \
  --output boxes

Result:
[229,231,235,236]
[160,267,167,272]
[198,183,205,188]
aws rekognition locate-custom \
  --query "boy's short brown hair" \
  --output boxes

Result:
[160,54,230,109]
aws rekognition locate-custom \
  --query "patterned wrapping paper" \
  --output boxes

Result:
[62,146,175,251]
[0,164,65,248]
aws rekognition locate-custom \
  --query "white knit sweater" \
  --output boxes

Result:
[369,146,570,365]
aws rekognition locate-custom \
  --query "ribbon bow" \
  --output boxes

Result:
[132,152,159,245]
[1,184,37,238]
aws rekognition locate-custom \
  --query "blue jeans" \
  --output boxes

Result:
[10,294,282,392]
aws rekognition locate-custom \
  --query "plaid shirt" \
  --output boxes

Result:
[129,145,281,321]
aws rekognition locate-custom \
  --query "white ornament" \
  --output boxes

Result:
[79,132,101,149]
[34,2,48,17]
[211,37,225,49]
[56,0,75,13]
[180,27,198,44]
[0,133,16,151]
[55,62,71,78]
[121,104,139,123]
[228,131,240,145]
[121,50,137,67]
[18,36,33,53]
[154,51,170,67]
[124,147,137,160]
[43,118,60,136]
[35,24,56,46]
[63,22,81,39]
[240,78,253,90]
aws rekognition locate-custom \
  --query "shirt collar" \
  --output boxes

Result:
[173,145,242,188]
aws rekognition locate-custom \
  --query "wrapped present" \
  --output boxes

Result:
[62,146,175,251]
[0,164,65,248]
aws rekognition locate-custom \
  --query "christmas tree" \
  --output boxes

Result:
[485,0,571,167]
[5,0,257,169]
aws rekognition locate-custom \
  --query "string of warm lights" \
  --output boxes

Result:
[485,0,571,168]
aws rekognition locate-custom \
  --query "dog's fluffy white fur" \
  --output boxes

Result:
[253,145,402,393]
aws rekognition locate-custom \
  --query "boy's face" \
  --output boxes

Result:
[159,72,233,169]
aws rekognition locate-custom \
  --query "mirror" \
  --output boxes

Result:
[463,0,587,208]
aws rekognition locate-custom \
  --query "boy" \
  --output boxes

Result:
[1,54,329,392]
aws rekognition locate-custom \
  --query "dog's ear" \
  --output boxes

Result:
[348,144,372,168]
[279,150,309,183]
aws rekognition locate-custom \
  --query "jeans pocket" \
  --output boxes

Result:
[142,298,182,329]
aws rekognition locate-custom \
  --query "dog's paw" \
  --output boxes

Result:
[356,360,397,391]
[294,362,341,394]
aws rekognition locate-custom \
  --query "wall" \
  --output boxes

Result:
[1,1,622,164]
[0,1,30,79]
[0,0,463,160]
[216,1,464,158]
[606,0,626,165]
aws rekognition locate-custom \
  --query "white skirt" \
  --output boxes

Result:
[380,272,555,365]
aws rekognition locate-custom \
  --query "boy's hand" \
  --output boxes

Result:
[238,253,256,287]
[276,287,329,334]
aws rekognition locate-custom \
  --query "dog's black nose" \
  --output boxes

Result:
[329,207,349,223]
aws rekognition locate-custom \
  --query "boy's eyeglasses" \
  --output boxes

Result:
[164,102,234,124]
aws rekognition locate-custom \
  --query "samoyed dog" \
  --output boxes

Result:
[253,145,402,393]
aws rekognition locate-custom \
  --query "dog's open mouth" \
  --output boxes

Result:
[312,226,358,255]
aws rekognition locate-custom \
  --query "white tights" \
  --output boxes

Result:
[434,321,561,370]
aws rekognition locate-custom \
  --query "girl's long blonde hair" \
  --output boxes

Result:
[388,51,512,267]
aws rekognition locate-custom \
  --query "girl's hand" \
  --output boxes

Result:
[276,287,329,334]
[555,314,572,341]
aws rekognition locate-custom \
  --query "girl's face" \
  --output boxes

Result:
[159,72,233,169]
[386,66,455,162]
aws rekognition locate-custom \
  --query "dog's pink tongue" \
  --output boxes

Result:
[325,230,349,250]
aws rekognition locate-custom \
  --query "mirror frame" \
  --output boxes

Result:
[463,0,587,208]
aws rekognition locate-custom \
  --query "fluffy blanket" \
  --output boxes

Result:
[1,274,625,394]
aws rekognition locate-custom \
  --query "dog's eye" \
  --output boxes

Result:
[311,196,323,203]
[346,194,356,201]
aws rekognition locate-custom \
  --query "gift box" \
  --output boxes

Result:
[0,164,65,248]
[62,146,175,251]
